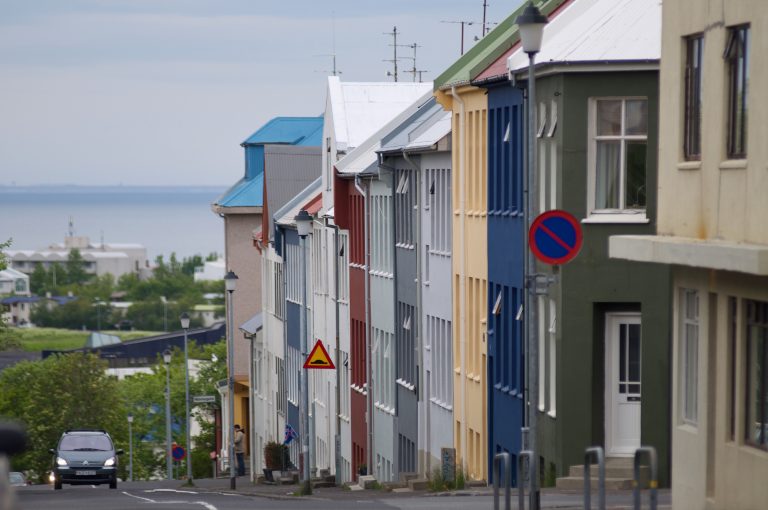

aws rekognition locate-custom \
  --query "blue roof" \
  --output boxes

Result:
[1,296,40,304]
[241,117,323,147]
[214,174,264,208]
[49,295,77,305]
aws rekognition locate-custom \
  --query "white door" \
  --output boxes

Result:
[605,313,642,456]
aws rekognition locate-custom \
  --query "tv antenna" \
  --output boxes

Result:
[401,43,428,83]
[383,26,400,82]
[314,54,342,76]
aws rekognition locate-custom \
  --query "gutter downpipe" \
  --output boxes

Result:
[327,218,343,485]
[451,85,468,477]
[402,149,427,475]
[354,175,374,474]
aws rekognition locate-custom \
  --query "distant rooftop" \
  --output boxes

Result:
[242,117,323,147]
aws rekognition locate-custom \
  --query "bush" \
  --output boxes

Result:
[263,441,289,470]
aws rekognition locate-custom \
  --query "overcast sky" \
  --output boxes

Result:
[0,0,523,187]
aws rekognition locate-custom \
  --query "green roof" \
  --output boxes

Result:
[434,0,568,91]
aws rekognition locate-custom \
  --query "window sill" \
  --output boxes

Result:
[719,159,748,171]
[582,213,649,224]
[430,397,453,411]
[677,161,702,171]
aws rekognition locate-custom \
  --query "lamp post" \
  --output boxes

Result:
[295,209,313,495]
[224,270,238,490]
[180,312,193,484]
[127,414,133,482]
[163,348,173,481]
[515,4,548,510]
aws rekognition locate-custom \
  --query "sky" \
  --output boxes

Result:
[0,0,523,187]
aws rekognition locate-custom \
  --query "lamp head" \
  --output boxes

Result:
[179,312,190,330]
[224,271,238,292]
[515,2,548,55]
[163,348,172,365]
[127,414,133,424]
[295,209,313,238]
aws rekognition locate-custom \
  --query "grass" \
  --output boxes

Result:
[15,327,161,352]
[429,466,466,492]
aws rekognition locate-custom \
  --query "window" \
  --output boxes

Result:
[338,232,349,302]
[745,300,768,450]
[684,34,703,160]
[426,167,451,254]
[397,302,417,387]
[286,243,303,304]
[395,168,415,248]
[681,289,699,425]
[725,25,749,159]
[590,98,648,213]
[427,315,453,407]
[274,260,285,319]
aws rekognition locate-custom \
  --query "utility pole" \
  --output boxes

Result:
[440,20,477,55]
[482,0,489,37]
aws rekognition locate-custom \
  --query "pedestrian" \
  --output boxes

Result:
[233,424,245,476]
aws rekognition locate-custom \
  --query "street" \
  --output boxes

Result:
[13,480,672,510]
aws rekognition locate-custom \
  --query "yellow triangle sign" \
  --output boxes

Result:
[303,340,335,370]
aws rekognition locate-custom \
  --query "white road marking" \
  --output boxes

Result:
[145,488,199,494]
[122,491,218,510]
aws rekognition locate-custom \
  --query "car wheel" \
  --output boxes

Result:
[54,480,62,490]
[109,478,117,489]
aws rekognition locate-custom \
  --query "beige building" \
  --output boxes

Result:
[610,1,767,508]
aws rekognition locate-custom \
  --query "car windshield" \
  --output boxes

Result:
[9,472,24,483]
[59,434,113,451]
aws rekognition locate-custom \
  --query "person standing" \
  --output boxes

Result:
[233,424,245,476]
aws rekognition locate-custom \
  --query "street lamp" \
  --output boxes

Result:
[127,414,133,482]
[180,312,193,484]
[163,348,173,481]
[515,4,548,510]
[224,270,238,490]
[294,209,312,495]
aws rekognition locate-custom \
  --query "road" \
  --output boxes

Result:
[14,481,671,510]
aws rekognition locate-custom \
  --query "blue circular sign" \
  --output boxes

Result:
[172,445,186,461]
[529,210,583,265]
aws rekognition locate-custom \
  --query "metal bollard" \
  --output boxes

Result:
[633,446,658,510]
[583,446,605,510]
[518,450,533,510]
[493,452,512,510]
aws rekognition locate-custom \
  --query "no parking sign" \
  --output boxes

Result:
[529,210,583,265]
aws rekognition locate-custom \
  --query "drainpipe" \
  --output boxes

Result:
[327,218,343,485]
[354,175,374,474]
[402,149,427,475]
[451,85,468,476]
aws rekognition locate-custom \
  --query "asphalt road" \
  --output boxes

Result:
[14,482,671,510]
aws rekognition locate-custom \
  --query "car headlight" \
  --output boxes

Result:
[56,457,68,467]
[104,457,116,467]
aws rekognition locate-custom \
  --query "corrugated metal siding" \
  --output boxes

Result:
[264,145,321,240]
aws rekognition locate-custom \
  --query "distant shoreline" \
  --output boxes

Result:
[0,184,228,194]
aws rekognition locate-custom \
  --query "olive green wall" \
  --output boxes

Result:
[535,70,672,485]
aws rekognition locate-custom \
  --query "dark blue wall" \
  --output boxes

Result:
[486,81,525,485]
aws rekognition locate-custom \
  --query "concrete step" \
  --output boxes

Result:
[392,487,413,493]
[568,464,649,479]
[399,472,418,484]
[382,481,407,491]
[348,484,365,491]
[556,476,634,491]
[358,475,379,489]
[408,478,430,491]
[466,479,488,488]
[312,480,336,488]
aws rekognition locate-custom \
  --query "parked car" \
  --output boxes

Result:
[9,472,27,487]
[50,429,123,490]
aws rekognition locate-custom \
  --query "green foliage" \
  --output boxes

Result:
[0,327,22,350]
[65,248,91,286]
[0,238,10,270]
[13,328,156,352]
[429,465,465,492]
[263,441,290,470]
[0,353,124,482]
[455,466,465,490]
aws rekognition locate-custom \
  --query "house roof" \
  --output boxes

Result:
[241,117,323,147]
[378,97,451,154]
[0,268,28,281]
[506,0,661,76]
[326,76,432,152]
[433,0,569,90]
[213,174,264,208]
[336,91,434,177]
[0,296,40,305]
[239,313,263,336]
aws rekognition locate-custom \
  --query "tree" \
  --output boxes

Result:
[0,353,125,482]
[0,239,21,349]
[65,248,90,286]
[29,262,48,295]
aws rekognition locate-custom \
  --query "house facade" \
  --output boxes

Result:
[610,1,768,507]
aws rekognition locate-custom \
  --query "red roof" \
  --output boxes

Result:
[303,193,322,216]
[473,0,576,83]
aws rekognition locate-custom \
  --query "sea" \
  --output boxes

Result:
[0,185,227,261]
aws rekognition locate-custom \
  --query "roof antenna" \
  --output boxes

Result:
[383,26,399,82]
[68,216,74,238]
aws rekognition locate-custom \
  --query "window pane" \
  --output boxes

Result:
[625,142,647,209]
[595,141,621,209]
[628,323,641,382]
[597,100,622,136]
[620,324,627,382]
[625,100,648,135]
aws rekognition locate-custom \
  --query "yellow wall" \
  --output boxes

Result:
[437,86,488,481]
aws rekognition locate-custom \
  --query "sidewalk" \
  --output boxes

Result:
[126,476,671,508]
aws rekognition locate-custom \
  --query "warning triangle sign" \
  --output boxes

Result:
[303,340,335,370]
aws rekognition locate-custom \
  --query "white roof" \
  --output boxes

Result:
[405,111,452,151]
[336,91,434,176]
[507,0,661,74]
[274,178,322,228]
[0,267,28,280]
[327,76,433,152]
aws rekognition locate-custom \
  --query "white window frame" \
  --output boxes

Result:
[680,288,699,426]
[586,97,650,223]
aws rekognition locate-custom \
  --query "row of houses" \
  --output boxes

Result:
[214,1,766,508]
